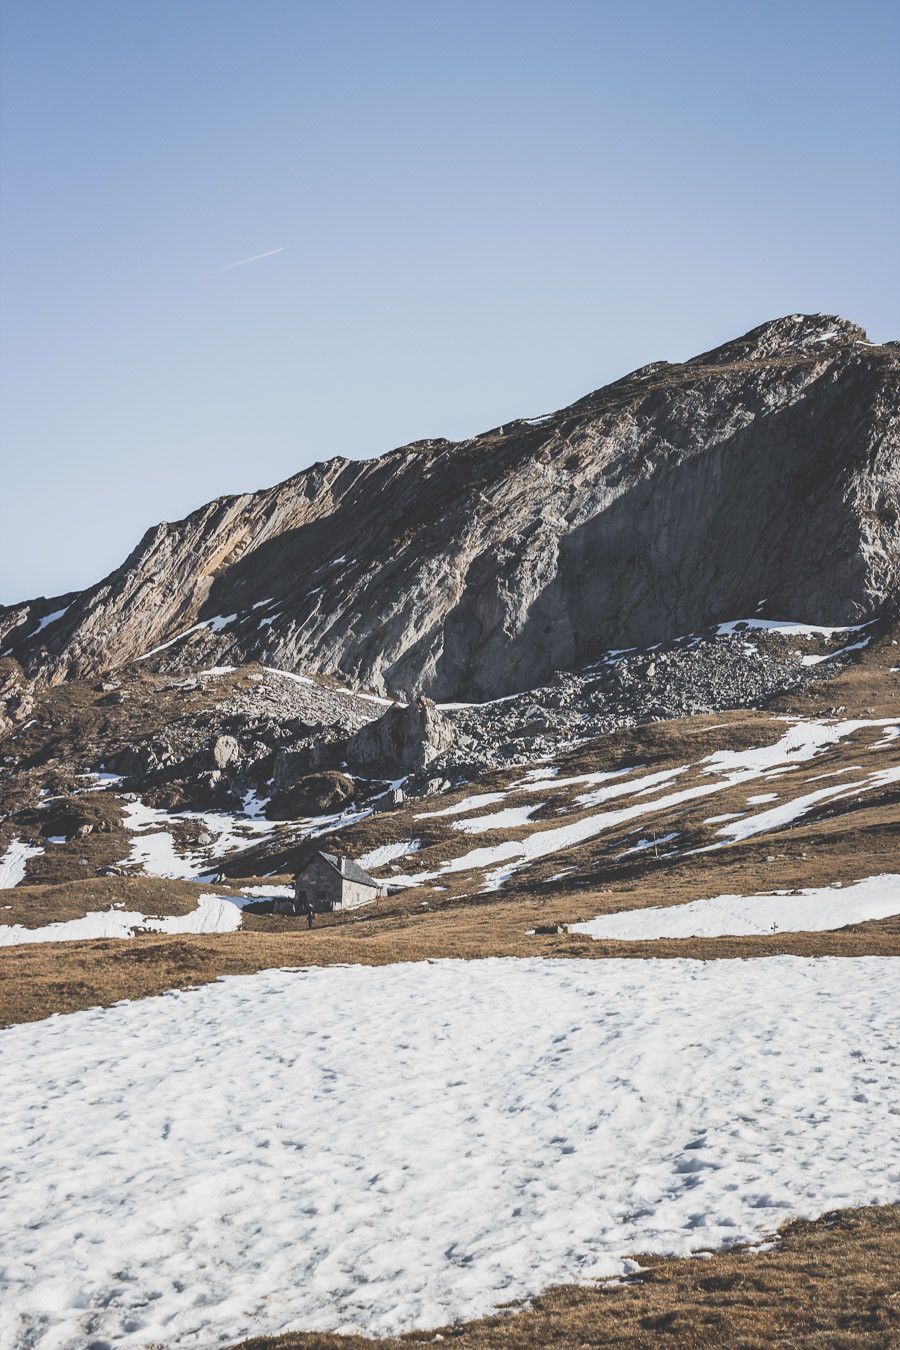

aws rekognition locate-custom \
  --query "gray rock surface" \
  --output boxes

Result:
[211,735,240,769]
[3,314,897,702]
[346,697,455,777]
[0,660,35,740]
[423,624,850,779]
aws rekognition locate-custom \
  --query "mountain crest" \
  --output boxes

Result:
[2,314,897,701]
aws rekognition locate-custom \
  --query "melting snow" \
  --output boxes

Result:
[800,637,874,666]
[454,804,545,834]
[416,793,507,819]
[570,875,900,940]
[32,605,70,635]
[390,720,899,890]
[715,766,900,843]
[136,615,238,661]
[1,957,897,1346]
[120,799,277,880]
[239,884,295,899]
[0,838,44,889]
[714,618,869,639]
[357,840,422,869]
[621,832,679,856]
[263,666,315,686]
[0,894,248,947]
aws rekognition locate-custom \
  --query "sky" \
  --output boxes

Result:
[1,0,898,603]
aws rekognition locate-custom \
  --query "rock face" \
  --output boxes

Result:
[211,735,240,770]
[346,698,456,777]
[266,771,355,821]
[3,314,898,701]
[0,660,35,740]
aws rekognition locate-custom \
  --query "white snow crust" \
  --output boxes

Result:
[389,719,898,890]
[0,893,248,947]
[357,839,422,868]
[454,803,546,834]
[239,884,295,899]
[714,618,868,638]
[1,957,897,1347]
[570,875,900,940]
[0,837,44,889]
[32,606,69,635]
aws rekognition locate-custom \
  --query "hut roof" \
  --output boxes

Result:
[314,851,381,889]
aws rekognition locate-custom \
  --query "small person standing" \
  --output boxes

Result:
[307,904,315,930]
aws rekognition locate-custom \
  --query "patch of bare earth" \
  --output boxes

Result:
[231,1204,900,1349]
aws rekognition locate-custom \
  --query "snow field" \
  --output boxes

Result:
[0,837,44,889]
[0,892,249,947]
[570,874,900,940]
[1,956,898,1348]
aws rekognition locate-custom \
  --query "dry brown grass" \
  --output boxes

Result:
[232,1204,900,1349]
[2,638,897,1029]
[0,874,231,926]
[3,885,899,1028]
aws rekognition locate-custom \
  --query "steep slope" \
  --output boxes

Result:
[3,313,898,701]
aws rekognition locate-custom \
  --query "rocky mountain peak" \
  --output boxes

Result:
[1,314,896,702]
[692,312,870,367]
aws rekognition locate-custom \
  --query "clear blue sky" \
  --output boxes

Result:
[2,0,898,602]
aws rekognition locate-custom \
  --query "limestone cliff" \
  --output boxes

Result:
[2,314,897,700]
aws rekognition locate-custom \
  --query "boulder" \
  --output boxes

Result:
[346,697,455,777]
[272,739,346,790]
[211,734,240,769]
[108,744,160,779]
[266,771,355,821]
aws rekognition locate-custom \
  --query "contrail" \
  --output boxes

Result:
[217,246,287,272]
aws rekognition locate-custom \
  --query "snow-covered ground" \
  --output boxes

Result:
[1,956,897,1348]
[388,718,899,892]
[0,837,44,889]
[0,892,249,946]
[570,874,900,940]
[238,883,295,899]
[357,839,422,869]
[119,791,377,881]
[120,798,279,880]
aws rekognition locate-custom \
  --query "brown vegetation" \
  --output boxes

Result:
[2,879,899,1028]
[233,1204,900,1349]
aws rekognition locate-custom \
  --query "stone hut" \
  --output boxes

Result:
[279,851,383,915]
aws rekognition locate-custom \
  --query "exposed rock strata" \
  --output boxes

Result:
[2,314,897,702]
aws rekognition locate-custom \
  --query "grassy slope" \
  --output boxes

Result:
[0,633,897,1347]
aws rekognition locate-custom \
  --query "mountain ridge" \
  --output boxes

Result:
[2,312,898,700]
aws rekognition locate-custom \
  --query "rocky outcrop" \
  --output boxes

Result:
[346,698,456,777]
[266,771,355,821]
[3,314,898,701]
[0,660,34,740]
[211,735,240,770]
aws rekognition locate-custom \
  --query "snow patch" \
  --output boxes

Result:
[0,838,44,889]
[1,957,898,1345]
[416,793,508,819]
[0,893,248,947]
[32,606,70,635]
[570,875,900,940]
[454,804,545,834]
[714,618,869,639]
[357,840,422,869]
